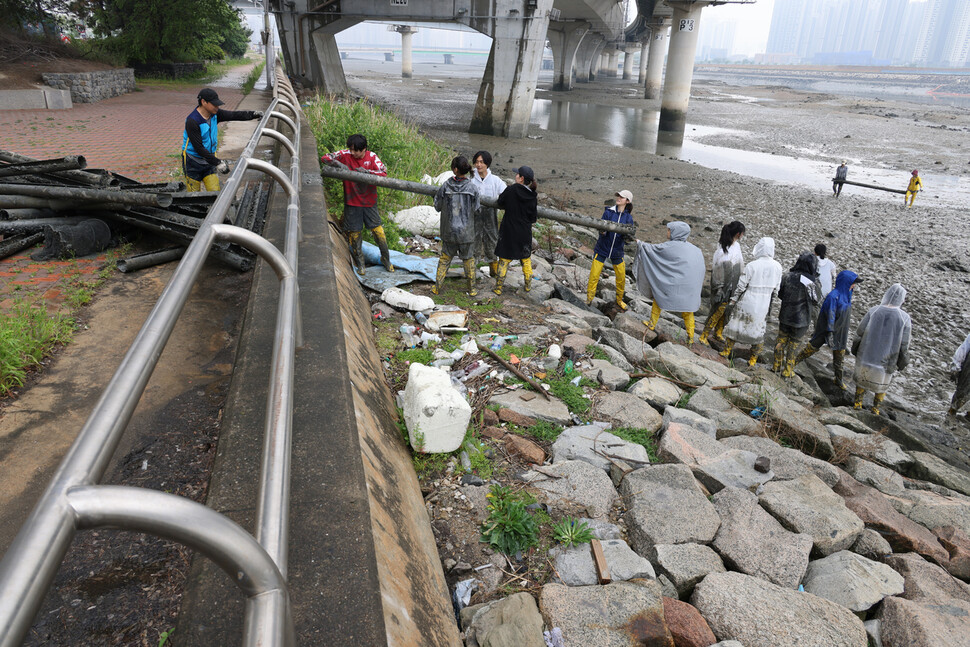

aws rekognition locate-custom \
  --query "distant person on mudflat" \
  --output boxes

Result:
[635,221,705,345]
[470,151,506,277]
[905,169,923,208]
[320,133,394,275]
[948,332,970,416]
[181,88,262,192]
[815,244,837,299]
[833,160,848,196]
[719,237,782,367]
[851,283,910,415]
[699,221,745,346]
[793,270,863,391]
[586,189,635,311]
[492,166,538,296]
[774,251,822,378]
[432,155,480,296]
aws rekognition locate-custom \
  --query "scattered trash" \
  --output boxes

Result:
[459,339,479,355]
[414,311,428,325]
[399,324,419,348]
[570,375,582,386]
[439,326,468,334]
[382,286,435,312]
[563,359,574,373]
[426,309,468,332]
[750,406,766,419]
[460,451,472,470]
[544,627,565,647]
[508,353,520,365]
[419,331,441,347]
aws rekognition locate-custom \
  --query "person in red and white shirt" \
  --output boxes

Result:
[321,134,394,274]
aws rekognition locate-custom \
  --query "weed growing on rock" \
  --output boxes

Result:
[552,517,594,548]
[481,485,540,556]
[610,427,659,463]
[589,346,610,361]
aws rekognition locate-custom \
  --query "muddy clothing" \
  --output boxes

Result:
[471,168,505,263]
[434,176,480,250]
[320,149,387,208]
[723,237,782,345]
[952,332,970,412]
[809,270,858,351]
[778,252,821,338]
[833,163,848,195]
[852,284,910,394]
[593,206,635,263]
[817,256,837,298]
[634,222,705,313]
[494,182,537,260]
[710,241,743,307]
[182,107,259,180]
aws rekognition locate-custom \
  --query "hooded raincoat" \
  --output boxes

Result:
[723,237,782,345]
[778,251,822,336]
[710,241,744,307]
[495,182,537,260]
[634,221,705,312]
[951,332,970,412]
[434,176,480,245]
[811,270,858,350]
[852,284,911,393]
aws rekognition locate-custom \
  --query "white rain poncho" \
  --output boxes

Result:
[852,283,911,393]
[723,237,782,345]
[710,241,744,306]
[951,332,970,412]
[634,221,705,312]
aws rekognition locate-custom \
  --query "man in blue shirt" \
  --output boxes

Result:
[181,88,262,191]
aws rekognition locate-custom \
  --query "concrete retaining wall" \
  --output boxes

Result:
[42,69,134,103]
[0,89,72,110]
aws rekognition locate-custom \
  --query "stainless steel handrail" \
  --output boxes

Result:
[0,52,303,647]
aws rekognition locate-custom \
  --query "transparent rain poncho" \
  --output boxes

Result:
[710,240,744,306]
[634,221,706,312]
[723,237,783,345]
[434,176,480,245]
[852,283,911,393]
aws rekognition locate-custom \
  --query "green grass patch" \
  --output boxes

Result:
[543,367,595,415]
[494,344,536,362]
[136,57,253,87]
[674,389,693,409]
[589,346,610,361]
[242,60,266,95]
[610,427,659,463]
[394,348,434,366]
[0,301,75,395]
[304,97,452,251]
[481,485,540,556]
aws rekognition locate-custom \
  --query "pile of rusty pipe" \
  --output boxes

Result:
[0,183,172,208]
[0,233,44,262]
[0,196,129,213]
[318,166,637,236]
[0,150,116,186]
[0,155,87,178]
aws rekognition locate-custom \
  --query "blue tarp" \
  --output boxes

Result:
[355,241,438,292]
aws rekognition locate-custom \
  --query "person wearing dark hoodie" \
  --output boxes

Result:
[493,166,538,295]
[634,221,706,344]
[774,251,822,378]
[851,283,911,415]
[432,155,480,295]
[586,190,635,311]
[793,269,863,390]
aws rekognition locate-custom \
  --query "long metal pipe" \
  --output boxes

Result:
[0,150,115,186]
[0,232,43,261]
[0,155,86,178]
[317,165,638,236]
[0,183,173,208]
[0,196,128,211]
[116,247,186,273]
[833,178,907,195]
[0,217,84,232]
[0,208,56,220]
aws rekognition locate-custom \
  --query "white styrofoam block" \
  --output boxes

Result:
[403,363,470,454]
[425,309,468,332]
[381,287,435,312]
[389,205,439,236]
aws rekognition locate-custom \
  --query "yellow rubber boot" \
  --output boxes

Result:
[719,338,735,358]
[644,302,661,330]
[493,258,510,295]
[854,386,865,409]
[347,231,365,276]
[714,314,727,342]
[522,257,533,292]
[614,261,627,310]
[793,343,819,366]
[586,259,604,304]
[431,254,451,295]
[748,343,763,367]
[463,258,478,296]
[872,392,885,415]
[370,226,394,272]
[772,333,789,372]
[489,261,498,278]
[782,340,799,378]
[699,304,725,346]
[681,312,695,345]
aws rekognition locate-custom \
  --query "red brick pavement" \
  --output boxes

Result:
[0,83,244,183]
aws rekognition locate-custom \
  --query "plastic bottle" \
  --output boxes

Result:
[414,311,428,325]
[490,337,505,351]
[399,324,418,348]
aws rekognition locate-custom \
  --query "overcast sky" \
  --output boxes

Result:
[700,0,776,57]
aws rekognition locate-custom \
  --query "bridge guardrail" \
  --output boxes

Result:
[0,49,303,647]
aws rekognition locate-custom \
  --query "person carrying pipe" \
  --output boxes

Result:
[470,151,506,277]
[634,222,705,345]
[851,283,911,415]
[905,169,923,208]
[586,190,635,311]
[793,270,863,391]
[699,221,745,345]
[719,237,783,367]
[492,166,538,296]
[432,156,480,296]
[181,88,263,192]
[321,134,394,275]
[833,160,848,196]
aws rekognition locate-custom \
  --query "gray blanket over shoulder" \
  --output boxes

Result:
[634,221,705,312]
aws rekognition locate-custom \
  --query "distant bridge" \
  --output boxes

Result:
[266,0,754,137]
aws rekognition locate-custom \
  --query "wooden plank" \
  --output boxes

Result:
[590,539,612,584]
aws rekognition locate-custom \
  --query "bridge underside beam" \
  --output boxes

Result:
[469,0,553,138]
[548,22,590,91]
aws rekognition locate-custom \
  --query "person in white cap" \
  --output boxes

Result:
[586,190,635,310]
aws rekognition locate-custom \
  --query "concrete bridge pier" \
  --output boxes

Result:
[622,45,637,80]
[637,39,649,84]
[573,35,603,83]
[394,25,418,79]
[308,30,350,94]
[644,20,668,100]
[469,0,553,138]
[548,22,590,91]
[659,1,708,132]
[607,48,619,77]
